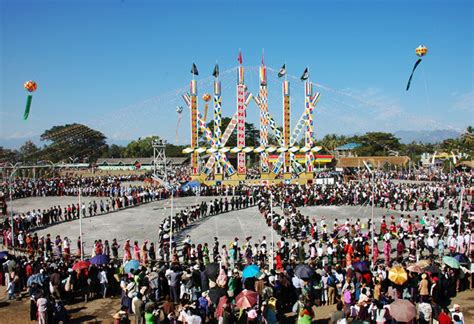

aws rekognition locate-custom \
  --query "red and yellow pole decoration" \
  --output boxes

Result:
[283,80,291,173]
[237,50,246,175]
[190,79,199,175]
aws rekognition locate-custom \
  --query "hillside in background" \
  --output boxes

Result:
[394,130,461,144]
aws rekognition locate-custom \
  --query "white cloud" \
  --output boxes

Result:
[1,131,39,140]
[451,91,474,112]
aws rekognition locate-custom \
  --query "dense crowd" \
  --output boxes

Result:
[0,168,472,323]
[1,195,472,323]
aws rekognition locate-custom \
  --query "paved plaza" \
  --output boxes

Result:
[7,194,448,257]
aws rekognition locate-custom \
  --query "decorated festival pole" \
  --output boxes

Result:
[213,71,223,174]
[304,81,314,174]
[283,80,291,176]
[236,50,246,176]
[190,79,199,176]
[259,55,270,174]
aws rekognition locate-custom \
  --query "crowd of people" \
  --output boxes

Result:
[0,168,472,323]
[1,175,150,200]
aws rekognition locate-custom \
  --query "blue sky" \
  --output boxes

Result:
[1,0,472,147]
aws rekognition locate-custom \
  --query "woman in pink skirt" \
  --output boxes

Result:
[123,239,131,262]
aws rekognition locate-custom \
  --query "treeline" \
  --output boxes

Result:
[0,123,472,165]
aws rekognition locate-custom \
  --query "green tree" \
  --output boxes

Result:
[320,134,348,153]
[199,117,260,147]
[19,140,40,162]
[460,126,474,151]
[354,132,402,156]
[124,136,158,158]
[165,144,187,157]
[103,144,126,158]
[0,147,18,164]
[40,123,107,162]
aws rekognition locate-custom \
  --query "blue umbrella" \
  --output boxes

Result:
[124,260,140,273]
[90,254,110,265]
[27,273,46,287]
[242,264,260,279]
[454,254,470,265]
[181,180,202,191]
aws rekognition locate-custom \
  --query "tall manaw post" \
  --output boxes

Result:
[213,78,223,176]
[236,62,246,176]
[283,80,291,178]
[304,81,315,176]
[259,63,270,175]
[190,79,199,176]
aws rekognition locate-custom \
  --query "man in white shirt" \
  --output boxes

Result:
[98,268,108,298]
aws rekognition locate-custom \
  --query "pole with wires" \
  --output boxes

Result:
[363,161,375,269]
[79,187,84,260]
[458,186,464,238]
[170,189,174,264]
[270,193,274,270]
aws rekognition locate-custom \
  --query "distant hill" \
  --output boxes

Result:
[394,130,461,144]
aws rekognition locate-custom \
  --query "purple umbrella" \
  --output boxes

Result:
[454,254,470,265]
[90,254,110,265]
[352,261,369,273]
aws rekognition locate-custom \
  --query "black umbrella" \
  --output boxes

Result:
[423,265,440,274]
[295,264,315,280]
[205,263,219,281]
[209,287,227,305]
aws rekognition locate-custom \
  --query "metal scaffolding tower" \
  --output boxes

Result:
[152,138,167,181]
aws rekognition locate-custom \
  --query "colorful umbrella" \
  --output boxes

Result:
[72,260,91,271]
[407,264,423,273]
[442,256,460,269]
[352,261,370,273]
[124,260,140,273]
[453,254,470,265]
[235,289,258,309]
[295,264,315,279]
[242,264,260,279]
[416,259,430,268]
[423,265,440,274]
[215,295,228,318]
[90,254,110,265]
[388,265,408,285]
[389,299,416,322]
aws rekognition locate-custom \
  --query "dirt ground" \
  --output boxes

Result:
[0,288,473,324]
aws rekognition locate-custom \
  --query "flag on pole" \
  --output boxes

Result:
[237,50,242,65]
[278,64,286,78]
[191,63,199,75]
[300,67,309,81]
[212,64,219,78]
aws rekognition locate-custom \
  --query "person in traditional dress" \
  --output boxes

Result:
[133,241,140,262]
[141,240,149,265]
[123,239,132,262]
